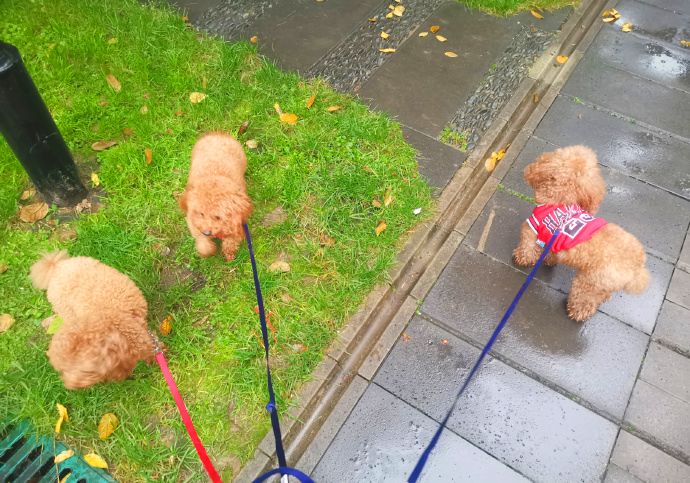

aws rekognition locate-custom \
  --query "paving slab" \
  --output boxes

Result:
[402,126,466,192]
[562,55,690,140]
[420,244,648,417]
[666,268,690,309]
[640,342,690,403]
[625,379,690,460]
[653,300,690,355]
[604,464,644,483]
[679,233,690,271]
[312,383,528,482]
[616,0,690,46]
[374,316,618,482]
[463,189,673,334]
[531,96,690,200]
[638,0,690,16]
[610,430,690,483]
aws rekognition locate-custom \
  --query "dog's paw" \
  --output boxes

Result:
[512,249,537,267]
[566,301,596,322]
[196,239,217,257]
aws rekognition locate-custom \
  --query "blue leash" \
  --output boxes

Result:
[243,224,314,483]
[408,231,560,483]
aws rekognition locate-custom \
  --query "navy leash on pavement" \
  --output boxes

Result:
[243,224,314,483]
[408,230,561,483]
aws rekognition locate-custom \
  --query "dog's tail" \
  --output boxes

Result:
[30,250,70,290]
[624,265,650,294]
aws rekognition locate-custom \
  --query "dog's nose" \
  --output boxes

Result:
[202,230,212,236]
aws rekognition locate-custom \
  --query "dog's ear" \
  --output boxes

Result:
[524,152,556,189]
[178,187,190,213]
[569,147,605,213]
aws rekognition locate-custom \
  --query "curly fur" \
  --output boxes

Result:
[179,132,253,261]
[513,146,650,321]
[30,251,154,389]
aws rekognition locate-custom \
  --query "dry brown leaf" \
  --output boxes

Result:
[292,343,308,353]
[306,95,316,109]
[98,413,119,440]
[91,140,117,151]
[159,315,173,336]
[245,139,259,149]
[372,198,382,208]
[401,332,411,342]
[175,109,184,117]
[393,5,405,16]
[556,55,568,64]
[54,449,74,464]
[106,73,121,92]
[140,105,149,114]
[379,48,396,53]
[19,202,49,223]
[444,51,458,58]
[237,120,249,136]
[327,105,342,113]
[189,92,207,104]
[375,220,387,236]
[429,25,440,33]
[250,36,258,44]
[621,22,633,32]
[681,39,690,47]
[380,31,390,40]
[84,453,108,469]
[383,187,393,207]
[181,15,189,23]
[441,339,449,345]
[0,263,7,274]
[20,187,35,201]
[319,233,335,247]
[530,10,544,19]
[418,31,429,37]
[0,314,14,333]
[533,93,540,104]
[280,112,298,125]
[435,35,447,42]
[55,403,69,433]
[107,37,118,45]
[269,260,291,273]
[122,127,134,137]
[144,148,153,165]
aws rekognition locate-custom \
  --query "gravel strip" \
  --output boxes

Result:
[197,0,274,39]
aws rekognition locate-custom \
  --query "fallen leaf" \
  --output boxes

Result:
[106,73,121,92]
[59,472,71,483]
[0,263,7,274]
[484,148,507,172]
[441,339,449,345]
[237,120,249,135]
[175,109,184,116]
[375,220,387,236]
[159,315,172,336]
[201,76,208,89]
[98,413,119,440]
[306,95,316,108]
[181,15,189,23]
[368,17,378,22]
[556,55,568,64]
[122,127,134,136]
[46,315,64,334]
[435,35,447,42]
[413,207,422,215]
[531,10,544,19]
[55,403,69,433]
[602,8,621,22]
[380,31,390,39]
[107,37,118,45]
[91,173,100,187]
[269,260,291,273]
[274,103,283,115]
[326,105,342,113]
[319,233,335,247]
[681,39,690,47]
[84,453,108,469]
[418,31,429,37]
[0,314,14,333]
[189,92,206,104]
[401,332,411,342]
[621,22,633,32]
[279,112,298,125]
[385,12,394,19]
[292,343,308,353]
[20,187,35,200]
[19,202,49,223]
[144,148,153,165]
[54,449,74,464]
[140,105,148,114]
[383,187,393,207]
[362,165,374,174]
[250,36,258,44]
[393,5,405,16]
[533,93,540,104]
[372,198,382,208]
[245,139,259,149]
[444,51,458,58]
[91,140,117,151]
[430,25,440,33]
[379,48,396,53]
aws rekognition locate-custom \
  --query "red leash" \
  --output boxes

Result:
[156,351,222,482]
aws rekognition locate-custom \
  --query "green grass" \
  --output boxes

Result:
[439,127,469,152]
[460,0,577,16]
[0,1,432,480]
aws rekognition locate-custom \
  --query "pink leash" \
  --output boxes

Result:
[156,351,222,482]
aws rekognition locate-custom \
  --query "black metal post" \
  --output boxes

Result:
[0,42,87,207]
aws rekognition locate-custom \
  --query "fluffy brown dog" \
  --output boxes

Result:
[512,145,650,321]
[179,132,253,261]
[30,251,155,389]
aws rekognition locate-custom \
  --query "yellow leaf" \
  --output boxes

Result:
[84,452,108,469]
[680,39,690,47]
[91,140,117,151]
[268,260,291,273]
[372,199,382,208]
[379,48,396,53]
[107,37,118,45]
[601,8,621,22]
[602,16,616,23]
[273,103,283,115]
[429,25,440,33]
[19,202,49,223]
[140,105,148,115]
[380,31,390,39]
[98,413,119,440]
[385,12,394,19]
[485,156,497,172]
[306,95,316,108]
[383,187,393,207]
[250,36,258,44]
[444,51,458,58]
[144,148,153,165]
[279,112,298,125]
[418,31,429,37]
[393,5,405,16]
[375,220,387,236]
[0,314,15,333]
[189,92,207,104]
[621,22,633,32]
[556,55,568,64]
[91,173,100,187]
[495,148,507,161]
[181,15,189,23]
[59,472,71,483]
[435,35,447,42]
[368,17,377,22]
[54,449,74,464]
[20,187,35,200]
[55,403,69,433]
[531,10,544,19]
[159,315,172,336]
[245,139,259,149]
[106,73,121,92]
[327,105,342,113]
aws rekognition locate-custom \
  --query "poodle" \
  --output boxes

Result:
[179,132,253,261]
[512,145,649,321]
[30,251,155,389]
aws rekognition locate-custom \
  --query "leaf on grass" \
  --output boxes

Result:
[249,36,258,44]
[54,449,74,464]
[621,22,633,32]
[140,105,148,114]
[19,202,49,223]
[106,74,121,92]
[556,55,568,64]
[319,233,335,247]
[379,48,396,53]
[189,92,206,104]
[326,105,342,113]
[380,31,390,39]
[292,343,308,353]
[144,148,153,165]
[107,37,118,45]
[383,187,393,207]
[91,140,117,151]
[159,315,172,336]
[0,314,15,333]
[681,39,690,47]
[372,198,382,208]
[375,220,387,236]
[531,10,544,19]
[55,403,69,433]
[237,120,249,135]
[429,25,440,33]
[444,51,458,58]
[435,35,447,42]
[413,207,422,215]
[274,103,283,115]
[393,5,405,16]
[84,453,108,469]
[306,95,316,109]
[245,139,259,149]
[280,113,298,125]
[20,188,35,200]
[418,31,429,37]
[98,413,119,440]
[122,127,134,137]
[269,260,291,273]
[91,173,100,187]
[0,263,7,274]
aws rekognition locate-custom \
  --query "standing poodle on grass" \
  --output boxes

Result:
[179,132,253,261]
[512,145,649,321]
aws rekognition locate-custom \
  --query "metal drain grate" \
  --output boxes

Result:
[0,420,116,482]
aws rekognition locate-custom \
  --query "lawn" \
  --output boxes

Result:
[0,0,432,480]
[461,0,577,15]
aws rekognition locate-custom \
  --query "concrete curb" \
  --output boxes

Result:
[236,0,613,480]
